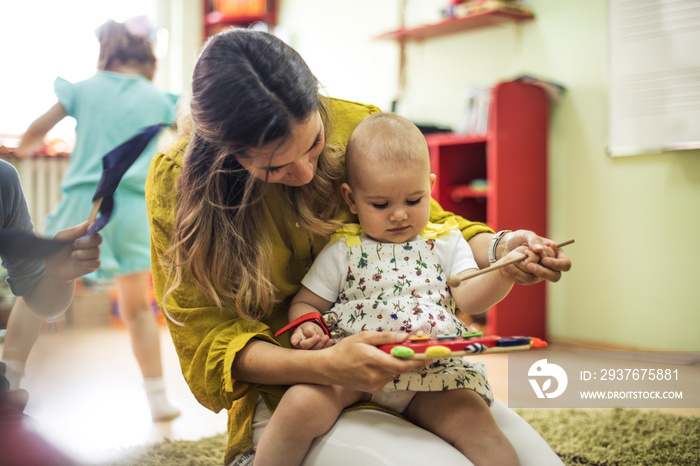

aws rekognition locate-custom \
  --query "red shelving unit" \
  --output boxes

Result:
[375,8,533,42]
[425,80,549,338]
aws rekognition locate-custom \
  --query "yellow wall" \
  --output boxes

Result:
[275,0,700,350]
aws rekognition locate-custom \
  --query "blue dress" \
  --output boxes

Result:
[44,72,177,279]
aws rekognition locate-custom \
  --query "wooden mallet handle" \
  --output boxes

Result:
[87,198,103,227]
[446,239,575,287]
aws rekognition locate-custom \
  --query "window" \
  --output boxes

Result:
[0,0,157,148]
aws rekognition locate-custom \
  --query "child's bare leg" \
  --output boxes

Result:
[254,384,368,466]
[1,298,42,389]
[115,271,179,421]
[407,389,520,466]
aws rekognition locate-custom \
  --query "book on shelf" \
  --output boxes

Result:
[513,75,566,102]
[456,85,492,137]
[452,0,533,19]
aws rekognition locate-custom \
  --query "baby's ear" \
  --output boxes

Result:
[341,183,358,214]
[429,173,437,191]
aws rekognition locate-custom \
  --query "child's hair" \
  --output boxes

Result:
[344,112,429,188]
[95,19,156,77]
[165,29,344,323]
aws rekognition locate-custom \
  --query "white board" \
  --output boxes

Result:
[607,0,700,156]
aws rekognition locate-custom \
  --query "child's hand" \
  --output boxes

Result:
[290,322,333,350]
[44,222,102,282]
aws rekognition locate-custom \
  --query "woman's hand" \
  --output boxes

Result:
[318,332,427,393]
[499,230,572,285]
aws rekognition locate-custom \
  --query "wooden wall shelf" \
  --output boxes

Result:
[375,9,533,42]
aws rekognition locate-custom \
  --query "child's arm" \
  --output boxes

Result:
[449,246,538,316]
[15,103,67,157]
[24,222,102,321]
[289,286,335,350]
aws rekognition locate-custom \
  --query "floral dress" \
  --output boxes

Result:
[305,222,493,405]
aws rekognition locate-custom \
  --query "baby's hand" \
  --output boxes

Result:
[290,322,333,350]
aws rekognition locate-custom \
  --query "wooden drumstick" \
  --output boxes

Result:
[87,198,103,226]
[446,239,575,287]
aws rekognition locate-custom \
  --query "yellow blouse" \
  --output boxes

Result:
[145,97,493,464]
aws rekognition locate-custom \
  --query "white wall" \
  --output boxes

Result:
[276,0,401,113]
[156,0,203,98]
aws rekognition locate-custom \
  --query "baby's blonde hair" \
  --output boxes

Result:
[344,112,429,188]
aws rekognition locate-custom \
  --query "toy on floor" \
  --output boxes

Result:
[377,330,547,360]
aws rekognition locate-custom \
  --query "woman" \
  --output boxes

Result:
[146,29,570,465]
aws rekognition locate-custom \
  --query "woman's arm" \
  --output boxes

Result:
[428,199,571,285]
[231,331,426,394]
[244,288,427,391]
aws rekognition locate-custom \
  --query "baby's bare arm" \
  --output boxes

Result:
[289,286,335,349]
[450,246,536,315]
[292,321,333,350]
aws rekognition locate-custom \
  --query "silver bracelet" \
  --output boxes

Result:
[488,230,512,265]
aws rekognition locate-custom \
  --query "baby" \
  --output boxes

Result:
[255,113,536,466]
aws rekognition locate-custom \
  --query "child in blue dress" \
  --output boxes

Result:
[255,113,541,466]
[9,16,179,421]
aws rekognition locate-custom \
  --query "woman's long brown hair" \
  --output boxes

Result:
[163,30,343,323]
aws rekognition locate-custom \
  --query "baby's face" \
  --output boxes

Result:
[343,160,436,244]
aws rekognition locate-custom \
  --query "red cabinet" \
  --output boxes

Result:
[426,80,549,338]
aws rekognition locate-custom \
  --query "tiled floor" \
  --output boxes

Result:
[2,325,699,464]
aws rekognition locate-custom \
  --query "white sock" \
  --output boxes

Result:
[3,360,25,390]
[144,376,181,421]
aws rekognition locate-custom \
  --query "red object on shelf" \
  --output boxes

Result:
[217,0,266,17]
[425,81,549,339]
[202,0,276,40]
[375,9,534,42]
[450,184,489,202]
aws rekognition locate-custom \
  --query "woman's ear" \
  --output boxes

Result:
[341,183,358,214]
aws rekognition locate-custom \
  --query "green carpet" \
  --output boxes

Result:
[103,409,700,465]
[513,409,700,465]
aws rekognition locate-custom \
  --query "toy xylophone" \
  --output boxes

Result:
[377,331,547,360]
